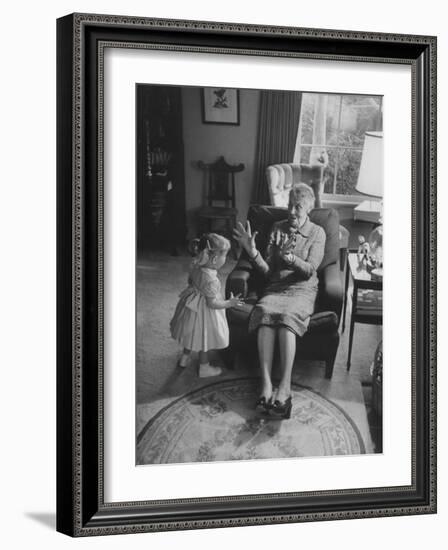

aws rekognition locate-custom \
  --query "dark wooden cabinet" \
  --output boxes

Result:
[136,85,186,255]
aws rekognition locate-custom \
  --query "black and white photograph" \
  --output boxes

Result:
[136,85,384,465]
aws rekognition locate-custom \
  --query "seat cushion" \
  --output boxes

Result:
[246,205,339,270]
[308,311,339,333]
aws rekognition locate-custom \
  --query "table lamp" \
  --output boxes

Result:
[356,131,383,198]
[354,131,383,222]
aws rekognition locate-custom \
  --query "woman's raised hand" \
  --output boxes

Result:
[233,221,258,257]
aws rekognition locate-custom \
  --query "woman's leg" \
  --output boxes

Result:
[257,326,276,399]
[277,327,296,403]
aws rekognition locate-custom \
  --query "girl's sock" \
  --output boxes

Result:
[178,353,190,368]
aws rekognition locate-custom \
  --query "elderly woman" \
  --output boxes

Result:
[233,183,325,418]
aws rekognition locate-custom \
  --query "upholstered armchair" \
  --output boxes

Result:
[266,163,350,268]
[225,205,343,379]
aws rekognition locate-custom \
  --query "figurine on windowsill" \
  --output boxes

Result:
[357,235,374,271]
[315,149,329,166]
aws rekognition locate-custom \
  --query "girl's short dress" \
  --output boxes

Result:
[170,265,229,352]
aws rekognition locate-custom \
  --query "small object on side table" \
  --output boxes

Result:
[368,224,383,280]
[357,235,373,270]
[356,227,383,281]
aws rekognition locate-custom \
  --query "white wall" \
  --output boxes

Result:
[182,87,259,237]
[0,1,445,549]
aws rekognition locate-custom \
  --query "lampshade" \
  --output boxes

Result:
[356,131,383,198]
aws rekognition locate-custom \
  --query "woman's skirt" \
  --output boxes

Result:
[248,274,318,337]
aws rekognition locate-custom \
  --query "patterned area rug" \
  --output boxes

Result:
[137,377,365,465]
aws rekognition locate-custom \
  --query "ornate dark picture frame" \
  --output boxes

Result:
[56,13,437,537]
[201,87,240,125]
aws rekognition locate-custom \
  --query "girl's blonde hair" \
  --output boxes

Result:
[190,233,231,266]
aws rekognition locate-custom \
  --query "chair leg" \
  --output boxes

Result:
[342,257,350,333]
[340,247,347,272]
[325,356,336,379]
[324,332,339,379]
[347,318,355,371]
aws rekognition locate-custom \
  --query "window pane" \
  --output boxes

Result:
[296,93,382,196]
[336,148,363,195]
[325,94,341,146]
[340,95,382,148]
[299,93,316,145]
[299,145,312,164]
[322,148,338,194]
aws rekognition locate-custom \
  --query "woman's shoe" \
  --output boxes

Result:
[255,396,270,412]
[270,396,292,419]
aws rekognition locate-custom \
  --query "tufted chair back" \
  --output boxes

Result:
[266,163,324,208]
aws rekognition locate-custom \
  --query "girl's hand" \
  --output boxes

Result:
[228,292,244,308]
[233,221,258,257]
[280,251,294,265]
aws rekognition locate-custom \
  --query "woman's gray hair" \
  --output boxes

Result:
[289,182,316,212]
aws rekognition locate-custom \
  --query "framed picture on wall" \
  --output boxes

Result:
[201,87,240,125]
[56,13,437,537]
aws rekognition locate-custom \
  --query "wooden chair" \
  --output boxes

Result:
[197,156,245,255]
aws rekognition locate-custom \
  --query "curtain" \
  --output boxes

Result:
[252,90,302,204]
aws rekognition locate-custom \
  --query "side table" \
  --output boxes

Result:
[342,252,383,370]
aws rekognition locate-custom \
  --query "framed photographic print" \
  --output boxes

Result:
[201,87,240,124]
[56,13,437,537]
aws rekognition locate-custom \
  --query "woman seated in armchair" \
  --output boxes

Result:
[233,183,325,419]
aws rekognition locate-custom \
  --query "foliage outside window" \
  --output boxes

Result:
[294,93,383,197]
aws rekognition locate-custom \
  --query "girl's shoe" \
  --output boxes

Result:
[270,396,292,419]
[198,363,222,378]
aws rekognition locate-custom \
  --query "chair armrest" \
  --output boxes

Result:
[226,269,252,298]
[318,262,343,319]
[339,224,350,249]
[225,254,257,299]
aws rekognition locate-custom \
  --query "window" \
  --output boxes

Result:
[294,93,383,198]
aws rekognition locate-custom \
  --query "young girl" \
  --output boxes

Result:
[170,233,243,377]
